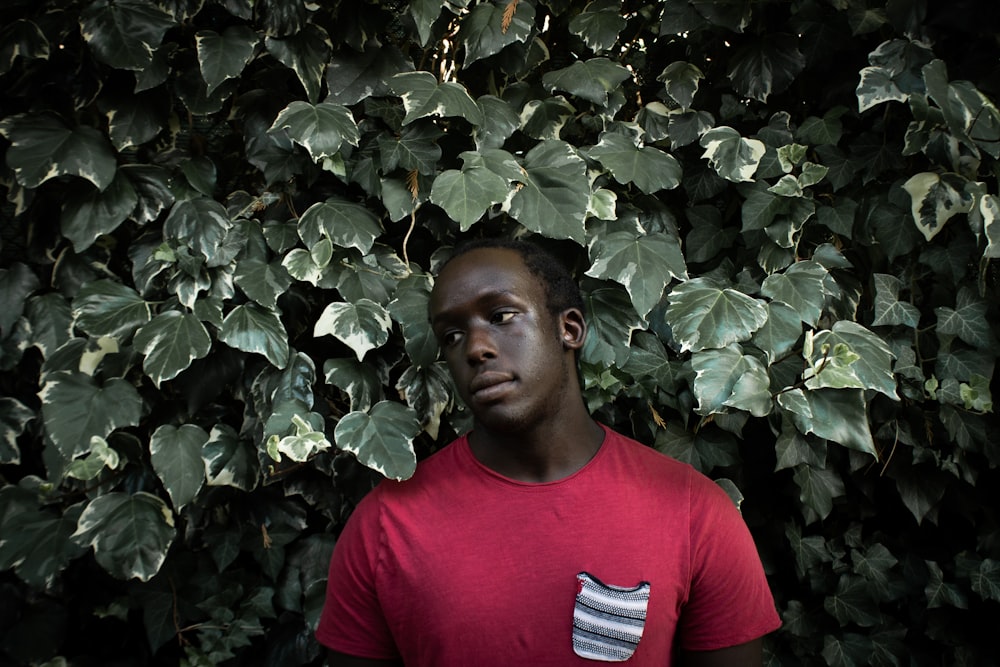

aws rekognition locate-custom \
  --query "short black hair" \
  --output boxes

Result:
[441,238,584,316]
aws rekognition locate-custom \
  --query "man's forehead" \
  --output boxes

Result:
[430,248,541,312]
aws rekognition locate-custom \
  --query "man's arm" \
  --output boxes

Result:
[679,638,763,667]
[327,650,402,667]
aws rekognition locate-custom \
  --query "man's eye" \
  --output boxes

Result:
[492,311,516,324]
[441,331,462,346]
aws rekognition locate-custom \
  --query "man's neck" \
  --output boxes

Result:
[468,413,606,483]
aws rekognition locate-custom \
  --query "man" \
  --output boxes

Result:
[316,239,781,666]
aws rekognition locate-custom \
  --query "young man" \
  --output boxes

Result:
[316,239,781,666]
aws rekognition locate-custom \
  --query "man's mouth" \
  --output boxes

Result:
[469,372,515,400]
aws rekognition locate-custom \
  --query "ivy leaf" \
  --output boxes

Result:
[104,90,169,151]
[509,140,590,244]
[163,197,233,267]
[700,126,766,183]
[925,560,968,609]
[0,487,84,589]
[657,61,704,110]
[388,275,439,369]
[26,293,74,360]
[0,20,49,76]
[268,101,360,162]
[666,277,768,353]
[297,197,383,252]
[235,258,293,310]
[72,492,175,582]
[325,44,412,106]
[377,122,443,174]
[582,283,644,367]
[692,344,772,417]
[203,424,258,491]
[79,0,175,70]
[39,372,143,459]
[935,287,993,350]
[902,172,973,241]
[61,172,139,252]
[778,388,877,456]
[806,321,898,399]
[726,34,805,103]
[334,401,421,480]
[760,260,829,326]
[542,57,631,106]
[586,230,687,319]
[459,0,534,66]
[871,273,920,328]
[431,166,509,230]
[785,523,833,577]
[219,303,289,369]
[568,0,626,53]
[0,113,117,191]
[585,133,682,194]
[474,95,520,150]
[267,413,332,463]
[73,280,151,340]
[396,363,453,440]
[794,464,846,523]
[852,543,899,599]
[0,398,33,465]
[520,95,576,140]
[196,25,259,96]
[133,311,212,387]
[149,424,208,511]
[324,358,385,412]
[121,165,174,224]
[265,24,331,104]
[314,299,392,362]
[752,301,803,364]
[410,0,469,46]
[390,71,484,126]
[622,332,682,395]
[972,559,1000,602]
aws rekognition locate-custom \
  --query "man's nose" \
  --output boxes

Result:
[464,323,497,362]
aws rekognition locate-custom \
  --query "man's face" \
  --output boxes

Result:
[428,247,582,434]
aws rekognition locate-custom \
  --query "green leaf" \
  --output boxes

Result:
[752,301,802,364]
[785,523,833,576]
[390,71,484,126]
[388,275,439,368]
[760,260,829,326]
[474,95,520,150]
[72,491,175,582]
[133,311,212,387]
[377,122,443,175]
[235,258,293,310]
[396,363,453,440]
[0,20,49,76]
[61,172,139,252]
[73,280,151,340]
[508,140,590,244]
[972,559,1000,602]
[586,230,687,319]
[219,303,289,369]
[324,358,385,412]
[325,44,412,106]
[935,287,993,350]
[79,0,175,70]
[265,24,331,104]
[806,321,898,399]
[581,283,643,367]
[796,108,846,146]
[197,26,259,96]
[542,57,630,106]
[692,344,772,417]
[519,95,577,140]
[121,165,175,224]
[334,401,421,480]
[569,0,626,53]
[39,372,143,459]
[431,166,509,230]
[656,61,704,110]
[794,464,845,523]
[314,299,392,362]
[871,273,920,328]
[0,398,33,465]
[105,90,169,151]
[0,263,39,338]
[0,113,117,191]
[856,66,906,113]
[778,388,877,456]
[726,34,805,103]
[163,197,233,267]
[700,126,766,183]
[297,197,383,252]
[149,424,208,511]
[852,543,899,598]
[925,560,968,609]
[459,0,534,66]
[203,424,258,491]
[0,487,84,588]
[267,413,332,463]
[26,293,73,360]
[586,133,682,194]
[666,278,768,353]
[268,101,360,162]
[902,172,973,242]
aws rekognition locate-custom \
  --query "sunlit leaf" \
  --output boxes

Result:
[586,133,682,194]
[459,0,534,66]
[390,71,484,126]
[73,280,151,340]
[586,230,687,319]
[268,101,360,162]
[72,492,175,582]
[902,172,973,242]
[778,388,877,456]
[806,321,898,399]
[657,61,704,110]
[760,260,829,326]
[509,140,590,244]
[334,401,421,480]
[542,57,630,106]
[700,126,765,183]
[314,299,392,362]
[692,344,772,417]
[297,197,383,252]
[871,273,920,328]
[935,287,993,350]
[666,277,768,353]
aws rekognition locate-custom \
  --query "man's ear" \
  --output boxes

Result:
[559,308,587,350]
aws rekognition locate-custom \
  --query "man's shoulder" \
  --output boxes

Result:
[602,426,728,496]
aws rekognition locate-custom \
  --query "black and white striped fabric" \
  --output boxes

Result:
[572,572,651,661]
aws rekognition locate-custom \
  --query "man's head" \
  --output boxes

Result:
[439,238,584,317]
[427,240,588,434]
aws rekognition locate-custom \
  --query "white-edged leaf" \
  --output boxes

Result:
[38,372,143,459]
[133,311,212,387]
[666,278,768,353]
[314,299,392,362]
[268,101,360,162]
[149,424,208,511]
[218,303,289,369]
[700,126,765,183]
[334,401,421,480]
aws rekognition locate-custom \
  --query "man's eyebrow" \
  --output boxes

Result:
[429,289,519,326]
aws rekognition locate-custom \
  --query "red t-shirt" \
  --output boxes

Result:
[316,425,780,665]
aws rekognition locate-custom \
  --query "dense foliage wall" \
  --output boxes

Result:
[1,0,999,665]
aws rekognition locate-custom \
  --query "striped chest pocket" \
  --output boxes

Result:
[572,572,651,662]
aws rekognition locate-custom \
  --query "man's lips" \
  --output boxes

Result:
[469,372,515,400]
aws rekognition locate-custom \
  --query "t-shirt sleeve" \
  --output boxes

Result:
[315,489,400,659]
[677,476,782,651]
